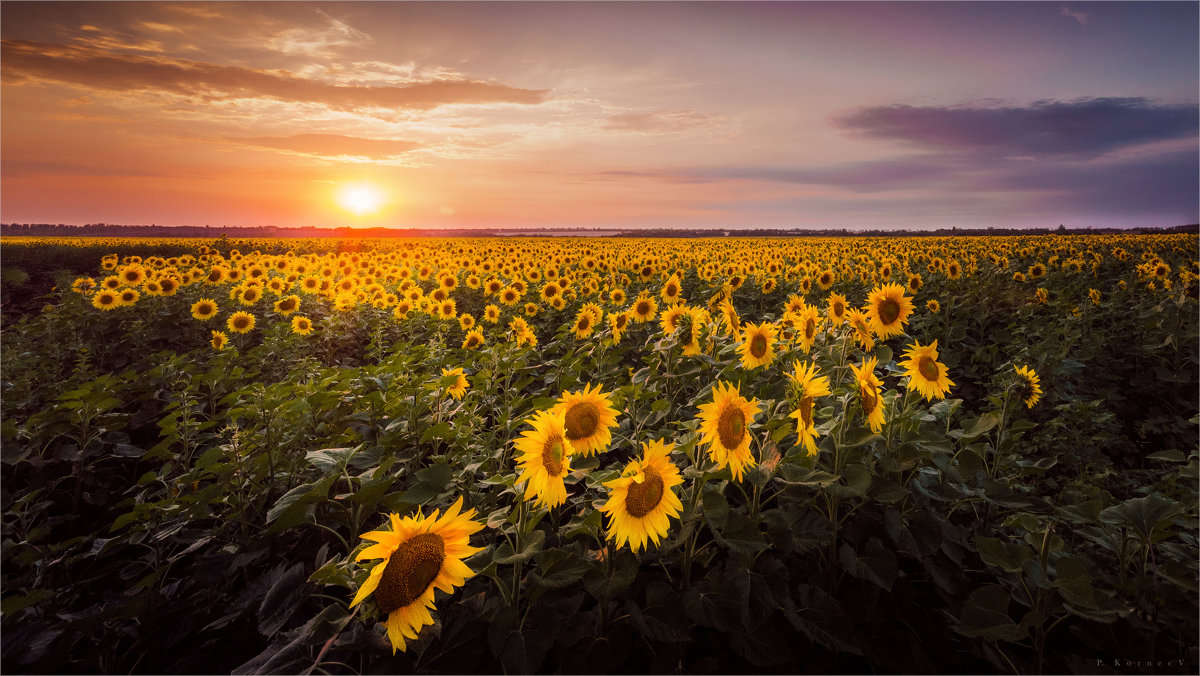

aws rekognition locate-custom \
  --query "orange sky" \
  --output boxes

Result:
[2,2,1197,230]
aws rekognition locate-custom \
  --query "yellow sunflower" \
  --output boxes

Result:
[926,299,940,313]
[441,367,469,400]
[1013,365,1043,408]
[849,356,886,433]
[826,292,848,324]
[513,410,575,508]
[696,381,760,482]
[350,496,484,654]
[552,383,620,456]
[608,310,630,342]
[572,307,597,338]
[461,329,485,350]
[786,360,831,456]
[273,295,300,316]
[659,304,687,335]
[191,298,218,321]
[864,283,914,339]
[483,304,501,323]
[91,289,119,310]
[227,311,256,334]
[117,288,140,306]
[210,330,228,350]
[630,294,658,323]
[794,303,822,354]
[660,274,684,305]
[599,438,684,553]
[898,339,954,401]
[845,308,876,352]
[717,299,740,337]
[738,321,777,370]
[291,315,314,336]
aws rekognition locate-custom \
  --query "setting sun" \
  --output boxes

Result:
[336,182,385,216]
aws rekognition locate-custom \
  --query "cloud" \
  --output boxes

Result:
[266,10,371,57]
[0,40,548,111]
[1061,6,1089,25]
[603,109,725,134]
[834,97,1198,158]
[226,133,422,160]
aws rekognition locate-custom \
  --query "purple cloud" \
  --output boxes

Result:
[1061,6,1089,25]
[834,98,1198,157]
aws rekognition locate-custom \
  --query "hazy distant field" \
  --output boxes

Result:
[2,234,1197,674]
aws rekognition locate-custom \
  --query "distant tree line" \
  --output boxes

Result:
[1,222,1195,239]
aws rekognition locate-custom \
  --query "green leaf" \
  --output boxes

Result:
[957,584,1027,642]
[493,529,546,565]
[701,487,730,531]
[1100,494,1184,543]
[976,537,1034,574]
[839,538,897,591]
[419,421,452,443]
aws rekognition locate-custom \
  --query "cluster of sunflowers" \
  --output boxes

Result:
[344,277,1049,654]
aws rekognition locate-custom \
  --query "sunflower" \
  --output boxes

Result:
[1013,365,1043,408]
[864,282,914,339]
[513,409,575,509]
[350,496,484,654]
[717,299,740,337]
[572,307,597,338]
[738,321,777,370]
[826,292,848,324]
[273,295,300,316]
[608,310,630,342]
[540,281,561,303]
[483,304,501,323]
[661,274,684,305]
[500,286,521,306]
[696,381,760,482]
[92,290,120,310]
[898,339,954,401]
[906,273,923,293]
[191,298,218,321]
[926,299,940,313]
[1028,263,1046,279]
[630,294,658,323]
[845,308,876,352]
[849,357,886,433]
[794,303,822,354]
[291,315,313,336]
[552,383,620,456]
[210,330,228,350]
[659,304,686,335]
[786,360,831,457]
[461,329,485,350]
[1088,288,1101,305]
[459,313,476,331]
[101,275,122,290]
[599,438,684,553]
[441,367,470,400]
[227,311,256,334]
[118,288,140,306]
[816,269,835,290]
[237,285,261,306]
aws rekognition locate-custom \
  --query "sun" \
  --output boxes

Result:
[337,182,385,216]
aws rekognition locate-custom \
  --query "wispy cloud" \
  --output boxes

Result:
[834,98,1198,158]
[0,40,549,112]
[226,133,421,161]
[1060,6,1089,25]
[603,109,726,134]
[265,10,371,58]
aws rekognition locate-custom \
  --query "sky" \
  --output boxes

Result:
[1,1,1197,230]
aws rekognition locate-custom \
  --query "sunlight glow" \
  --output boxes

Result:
[336,182,385,216]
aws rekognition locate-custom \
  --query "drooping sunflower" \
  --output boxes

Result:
[227,311,256,334]
[738,321,777,370]
[291,315,313,336]
[864,283,914,339]
[794,303,822,354]
[630,294,658,323]
[210,330,228,350]
[191,298,218,321]
[826,292,848,324]
[599,438,684,553]
[440,367,470,400]
[461,329,485,350]
[350,496,484,654]
[717,298,740,337]
[898,339,954,401]
[849,357,886,433]
[552,383,620,456]
[787,360,831,457]
[696,381,760,482]
[1013,365,1043,408]
[513,409,575,509]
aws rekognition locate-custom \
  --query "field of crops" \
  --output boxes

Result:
[1,233,1197,674]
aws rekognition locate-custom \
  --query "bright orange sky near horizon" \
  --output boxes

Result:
[1,2,1197,230]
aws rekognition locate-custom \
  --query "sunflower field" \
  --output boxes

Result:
[1,233,1197,674]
